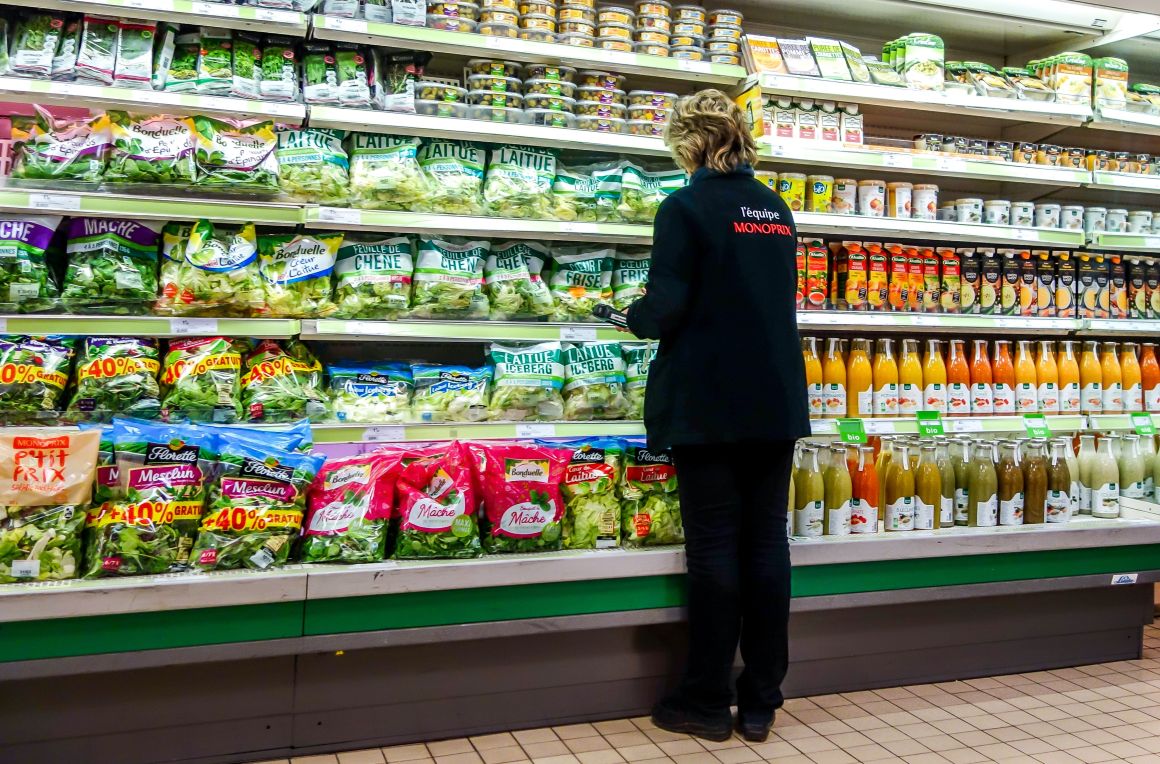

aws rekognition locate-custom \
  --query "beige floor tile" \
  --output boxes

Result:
[930,720,974,736]
[646,731,689,745]
[709,747,760,764]
[481,747,529,764]
[523,742,571,759]
[434,754,483,764]
[932,750,988,764]
[758,756,813,764]
[565,737,612,755]
[698,737,744,751]
[814,694,853,709]
[632,718,658,732]
[985,727,1032,744]
[745,741,796,759]
[1104,723,1151,740]
[963,716,1006,732]
[430,741,475,757]
[606,732,651,748]
[810,721,855,736]
[515,731,561,746]
[1030,754,1083,764]
[1007,738,1056,756]
[842,744,896,763]
[830,705,874,721]
[899,754,950,764]
[669,753,717,764]
[795,710,840,725]
[293,757,339,764]
[892,723,941,740]
[785,699,821,713]
[790,736,840,754]
[575,752,624,764]
[916,736,961,753]
[945,706,987,721]
[384,745,433,763]
[529,755,579,764]
[657,741,702,757]
[846,717,890,733]
[1071,729,1118,747]
[947,731,996,749]
[862,702,904,717]
[1038,734,1085,751]
[1125,757,1160,764]
[1019,722,1065,738]
[910,709,954,724]
[875,688,917,701]
[594,721,637,736]
[1097,739,1150,758]
[1131,733,1160,753]
[842,692,884,705]
[1112,709,1154,725]
[804,751,858,764]
[876,740,929,758]
[553,727,599,742]
[1047,719,1095,735]
[618,744,666,762]
[339,751,387,764]
[474,736,520,751]
[828,731,874,749]
[891,699,935,714]
[1061,747,1116,764]
[863,728,908,745]
[779,726,821,742]
[972,741,1024,760]
[249,760,291,764]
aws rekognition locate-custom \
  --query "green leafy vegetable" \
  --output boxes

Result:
[348,133,429,210]
[415,139,485,215]
[485,240,554,320]
[394,443,482,559]
[10,13,64,78]
[328,362,413,423]
[276,127,349,205]
[0,336,74,424]
[61,217,161,315]
[474,442,569,554]
[336,46,371,107]
[620,442,683,547]
[257,231,341,317]
[106,112,198,186]
[0,214,61,313]
[483,145,557,220]
[230,31,262,99]
[113,19,156,89]
[548,245,614,322]
[195,27,233,94]
[410,236,489,319]
[66,337,161,422]
[488,342,565,421]
[617,164,687,223]
[612,246,650,311]
[302,451,397,563]
[166,221,263,316]
[0,505,84,582]
[622,342,653,419]
[11,108,111,184]
[259,35,299,101]
[333,235,413,319]
[302,42,337,104]
[557,438,622,549]
[76,15,118,85]
[160,336,242,423]
[562,341,629,420]
[163,31,199,92]
[411,365,491,423]
[240,339,328,423]
[193,116,280,192]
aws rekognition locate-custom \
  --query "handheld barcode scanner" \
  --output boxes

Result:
[592,304,630,328]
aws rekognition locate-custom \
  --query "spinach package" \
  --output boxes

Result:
[415,139,485,215]
[329,362,413,423]
[553,438,622,549]
[348,133,429,210]
[83,420,215,577]
[231,31,262,99]
[409,236,489,319]
[11,13,65,79]
[618,164,687,223]
[620,440,683,547]
[113,19,156,89]
[192,435,323,570]
[302,42,338,104]
[336,46,371,107]
[394,442,481,559]
[411,365,491,423]
[51,17,81,80]
[321,0,360,15]
[66,337,161,422]
[163,30,199,92]
[260,35,299,101]
[0,428,99,583]
[75,15,118,85]
[193,116,280,192]
[365,0,395,22]
[612,245,650,311]
[483,145,557,220]
[11,108,111,185]
[548,245,614,322]
[276,127,349,205]
[196,26,233,94]
[240,339,328,422]
[106,112,198,186]
[0,214,62,313]
[160,336,243,423]
[61,217,161,314]
[473,442,569,554]
[484,240,553,320]
[302,451,398,564]
[622,342,653,419]
[488,342,565,421]
[333,235,414,319]
[258,231,342,317]
[0,336,74,424]
[168,221,264,316]
[562,341,629,420]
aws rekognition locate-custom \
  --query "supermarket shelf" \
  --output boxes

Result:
[797,312,1081,334]
[1089,171,1160,195]
[0,76,306,124]
[309,420,646,444]
[1088,414,1159,430]
[811,414,1088,436]
[0,189,303,226]
[794,212,1086,247]
[1089,107,1160,136]
[308,106,671,157]
[311,15,747,86]
[0,0,309,34]
[1087,231,1160,252]
[301,319,625,343]
[1080,318,1160,336]
[0,316,300,338]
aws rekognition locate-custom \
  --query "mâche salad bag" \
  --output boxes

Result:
[393,442,481,559]
[302,450,399,563]
[470,441,569,553]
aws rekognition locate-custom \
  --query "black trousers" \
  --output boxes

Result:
[668,440,795,719]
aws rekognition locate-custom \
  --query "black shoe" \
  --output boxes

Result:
[650,699,733,742]
[735,710,774,743]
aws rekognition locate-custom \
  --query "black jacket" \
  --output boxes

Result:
[626,165,811,449]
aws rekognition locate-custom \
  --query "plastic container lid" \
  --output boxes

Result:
[575,100,628,117]
[671,45,704,60]
[557,32,596,46]
[635,0,671,11]
[672,21,705,34]
[708,22,742,36]
[633,41,670,55]
[709,53,740,64]
[416,100,471,118]
[598,6,636,22]
[673,4,707,20]
[597,21,634,38]
[670,34,705,47]
[466,58,523,76]
[635,30,670,44]
[521,12,558,28]
[519,28,556,40]
[636,13,672,28]
[526,108,578,127]
[478,20,520,35]
[708,8,743,23]
[525,93,577,110]
[522,63,577,81]
[425,14,478,30]
[576,84,627,102]
[416,81,470,101]
[628,89,677,106]
[627,119,666,136]
[578,71,627,88]
[467,89,525,107]
[628,103,671,121]
[469,104,527,123]
[599,38,634,51]
[480,9,520,22]
[524,78,578,97]
[576,115,627,132]
[706,39,739,52]
[428,0,481,16]
[518,0,556,12]
[559,19,596,33]
[467,73,523,92]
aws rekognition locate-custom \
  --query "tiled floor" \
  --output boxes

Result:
[251,624,1160,764]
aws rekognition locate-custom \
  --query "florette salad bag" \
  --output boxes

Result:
[562,341,629,420]
[548,245,614,322]
[409,236,489,319]
[66,337,161,422]
[333,235,414,319]
[612,246,650,311]
[258,231,342,317]
[617,164,687,223]
[472,442,569,553]
[550,438,622,549]
[415,139,485,215]
[105,112,198,186]
[411,365,490,423]
[302,450,399,564]
[0,336,74,424]
[240,339,328,422]
[11,107,111,185]
[488,342,564,421]
[167,221,264,317]
[0,214,62,313]
[348,134,429,210]
[622,342,653,419]
[192,435,324,570]
[193,116,280,192]
[484,241,554,320]
[61,217,161,314]
[160,336,243,423]
[483,145,557,220]
[620,440,683,547]
[328,362,413,423]
[83,419,216,577]
[275,127,349,205]
[394,442,481,559]
[0,428,99,583]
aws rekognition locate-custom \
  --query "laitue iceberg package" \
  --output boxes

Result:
[562,341,630,420]
[393,442,482,559]
[488,342,565,421]
[302,450,399,564]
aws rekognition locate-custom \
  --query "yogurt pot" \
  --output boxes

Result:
[983,199,1011,226]
[857,179,886,217]
[1083,206,1107,234]
[1034,203,1061,229]
[1106,208,1129,232]
[1011,201,1035,227]
[806,174,834,213]
[1129,210,1154,233]
[777,172,806,211]
[832,178,857,214]
[955,198,983,224]
[912,184,938,220]
[1061,204,1085,231]
[886,181,912,218]
[937,204,956,221]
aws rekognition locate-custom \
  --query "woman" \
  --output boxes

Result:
[625,89,810,743]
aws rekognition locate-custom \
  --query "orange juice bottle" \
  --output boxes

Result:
[872,338,899,418]
[866,244,888,311]
[946,339,971,417]
[922,338,947,414]
[1142,343,1160,412]
[1080,341,1103,415]
[1011,340,1037,413]
[1121,342,1142,412]
[1101,341,1123,414]
[847,338,874,417]
[1036,341,1060,413]
[1058,340,1081,414]
[886,245,909,311]
[993,340,1016,415]
[803,337,824,418]
[822,337,847,419]
[970,339,994,415]
[897,339,923,416]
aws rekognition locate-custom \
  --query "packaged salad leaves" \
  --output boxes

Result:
[549,438,622,549]
[155,222,189,316]
[336,45,372,108]
[0,214,62,313]
[411,365,490,423]
[61,217,161,315]
[302,450,398,563]
[51,17,81,80]
[409,236,489,319]
[333,235,413,319]
[303,42,339,104]
[196,27,233,94]
[260,35,299,101]
[548,245,614,322]
[163,31,199,92]
[10,13,65,79]
[203,418,313,455]
[472,441,569,554]
[394,442,482,559]
[258,231,342,317]
[617,164,687,223]
[113,20,156,89]
[562,341,629,420]
[82,419,216,578]
[230,30,262,99]
[150,23,177,90]
[612,246,650,311]
[321,0,359,15]
[160,336,243,423]
[0,336,74,424]
[11,108,111,185]
[364,0,394,22]
[192,435,323,570]
[551,164,599,222]
[620,440,683,547]
[483,145,557,220]
[592,163,623,222]
[66,337,161,422]
[0,19,9,76]
[415,139,485,216]
[0,428,99,583]
[83,423,118,515]
[622,342,652,419]
[348,134,429,210]
[488,342,565,421]
[485,240,554,320]
[75,15,118,85]
[240,339,328,422]
[105,112,198,186]
[329,362,413,423]
[166,220,263,316]
[193,116,280,192]
[377,51,429,112]
[276,127,349,205]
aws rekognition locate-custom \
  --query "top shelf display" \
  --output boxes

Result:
[0,0,309,34]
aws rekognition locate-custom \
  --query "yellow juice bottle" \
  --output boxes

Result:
[872,338,899,418]
[922,338,947,414]
[1037,340,1060,413]
[822,338,847,418]
[1080,341,1103,415]
[897,338,923,416]
[1058,340,1081,414]
[803,337,824,418]
[1122,342,1142,412]
[1101,341,1123,413]
[1013,340,1038,413]
[847,338,874,417]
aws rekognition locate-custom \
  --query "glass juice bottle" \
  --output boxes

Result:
[997,441,1024,526]
[1036,340,1060,413]
[876,437,894,515]
[803,337,824,418]
[885,442,915,531]
[1010,340,1035,413]
[936,441,956,528]
[946,339,971,417]
[851,444,879,533]
[846,338,873,417]
[1046,440,1072,523]
[1091,436,1121,518]
[1077,434,1097,514]
[914,445,941,531]
[873,338,899,418]
[1141,342,1160,412]
[1055,436,1080,518]
[970,339,994,415]
[951,437,971,525]
[922,339,947,414]
[824,444,852,535]
[822,338,847,419]
[1022,439,1048,524]
[1057,340,1081,414]
[1101,341,1123,413]
[1080,341,1103,415]
[1119,434,1146,500]
[993,340,1016,414]
[794,446,825,536]
[1140,432,1156,498]
[897,339,922,416]
[968,441,998,527]
[1121,342,1142,412]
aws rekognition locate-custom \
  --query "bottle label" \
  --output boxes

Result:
[976,494,998,527]
[1000,494,1024,525]
[807,383,825,417]
[1014,383,1038,413]
[823,383,847,417]
[857,389,873,417]
[954,487,968,524]
[1070,480,1081,514]
[1079,484,1092,513]
[940,495,953,526]
[1124,384,1142,412]
[850,497,877,533]
[1059,382,1081,413]
[827,501,852,535]
[874,383,898,416]
[1102,383,1123,413]
[1146,385,1160,412]
[971,383,993,414]
[914,497,934,530]
[947,383,971,415]
[1046,490,1070,522]
[897,383,920,415]
[1092,483,1120,517]
[795,500,823,536]
[993,383,1015,414]
[1081,382,1103,413]
[1037,382,1059,413]
[923,383,947,414]
[887,495,914,531]
[1121,480,1147,500]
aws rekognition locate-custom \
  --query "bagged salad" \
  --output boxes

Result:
[411,365,491,423]
[394,442,482,559]
[302,450,398,564]
[472,441,569,553]
[163,31,200,92]
[348,133,429,210]
[562,341,629,420]
[75,16,118,85]
[66,337,161,422]
[258,231,341,317]
[276,127,349,205]
[415,139,485,216]
[485,241,554,320]
[113,20,157,89]
[552,438,622,549]
[0,214,61,313]
[240,339,328,422]
[617,164,687,223]
[105,112,198,186]
[149,23,177,90]
[548,245,614,322]
[160,336,243,423]
[620,440,683,547]
[612,246,650,311]
[61,217,161,314]
[11,108,111,185]
[488,342,564,421]
[333,235,414,319]
[336,45,372,108]
[231,31,262,99]
[196,27,233,95]
[166,221,263,316]
[0,428,99,583]
[328,362,413,423]
[260,35,300,101]
[622,343,653,419]
[192,435,323,570]
[155,223,193,315]
[51,17,81,81]
[483,145,557,220]
[409,236,489,319]
[193,116,280,192]
[10,13,65,79]
[0,336,74,424]
[302,42,339,104]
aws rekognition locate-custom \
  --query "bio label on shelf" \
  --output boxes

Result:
[1131,413,1156,436]
[916,411,944,437]
[1023,414,1052,438]
[836,418,867,444]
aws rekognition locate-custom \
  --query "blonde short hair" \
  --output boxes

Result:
[663,89,758,174]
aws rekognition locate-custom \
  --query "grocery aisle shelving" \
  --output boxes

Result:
[0,316,300,338]
[1087,231,1160,251]
[796,313,1082,334]
[793,212,1087,247]
[302,208,651,243]
[0,0,310,34]
[301,319,625,343]
[309,420,646,444]
[0,189,304,225]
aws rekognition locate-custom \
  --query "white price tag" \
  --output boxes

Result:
[263,102,303,119]
[484,37,519,52]
[28,193,81,211]
[677,60,711,73]
[326,16,368,32]
[560,222,598,234]
[362,425,406,442]
[951,419,984,433]
[1111,573,1139,585]
[1145,237,1160,250]
[863,420,892,434]
[560,326,597,341]
[11,559,39,579]
[909,315,939,326]
[515,423,556,438]
[0,319,9,334]
[170,318,219,335]
[882,153,910,168]
[123,0,150,8]
[604,52,635,66]
[316,207,361,224]
[936,157,968,172]
[253,8,280,20]
[1009,228,1035,241]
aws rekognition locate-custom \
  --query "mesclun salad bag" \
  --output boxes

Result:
[302,450,399,564]
[620,439,684,547]
[470,441,570,554]
[160,336,243,423]
[394,442,482,559]
[0,336,75,425]
[66,337,162,422]
[240,339,328,422]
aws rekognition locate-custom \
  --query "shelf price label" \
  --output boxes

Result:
[362,425,406,442]
[28,192,81,211]
[515,423,556,438]
[1022,414,1052,438]
[835,418,867,444]
[1131,412,1156,436]
[560,326,597,341]
[170,318,219,335]
[915,411,944,437]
